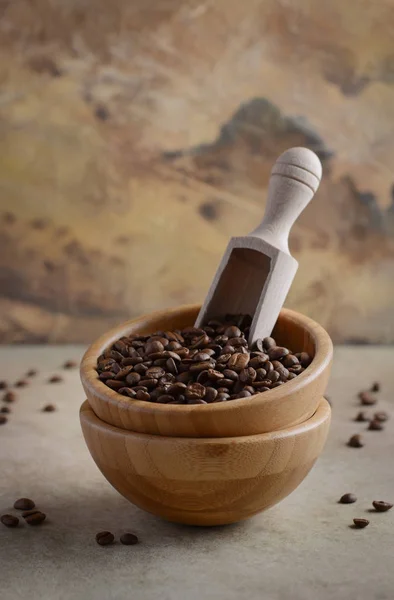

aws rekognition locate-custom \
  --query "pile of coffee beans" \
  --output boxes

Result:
[96,315,311,404]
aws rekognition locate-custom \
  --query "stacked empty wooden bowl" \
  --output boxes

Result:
[80,304,332,526]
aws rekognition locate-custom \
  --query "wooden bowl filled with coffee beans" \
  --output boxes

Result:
[80,304,332,437]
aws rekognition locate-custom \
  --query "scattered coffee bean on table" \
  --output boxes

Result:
[3,391,16,403]
[14,498,35,510]
[0,381,7,390]
[0,415,7,425]
[120,532,139,545]
[348,434,363,448]
[355,411,368,422]
[96,315,311,404]
[339,493,357,504]
[353,518,369,529]
[26,369,37,377]
[372,501,393,512]
[96,531,115,546]
[14,380,28,388]
[1,514,19,528]
[368,420,384,431]
[374,411,389,422]
[0,406,10,414]
[359,391,377,406]
[48,375,63,384]
[63,360,77,369]
[23,510,46,525]
[371,382,380,392]
[42,404,56,412]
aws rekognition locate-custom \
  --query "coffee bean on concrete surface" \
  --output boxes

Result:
[1,514,19,528]
[374,411,389,422]
[42,404,56,412]
[355,411,368,422]
[48,375,63,384]
[353,518,369,529]
[3,391,16,403]
[15,380,28,388]
[359,391,377,406]
[348,434,363,448]
[371,382,380,392]
[372,501,393,512]
[97,316,310,404]
[14,498,35,510]
[63,360,78,369]
[368,420,384,431]
[0,415,7,425]
[0,406,10,414]
[0,381,8,389]
[26,370,37,377]
[120,532,139,545]
[339,493,357,504]
[23,511,46,525]
[96,531,115,546]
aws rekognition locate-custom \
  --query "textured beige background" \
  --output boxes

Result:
[1,0,393,343]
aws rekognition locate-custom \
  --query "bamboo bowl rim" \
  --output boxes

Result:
[80,304,333,421]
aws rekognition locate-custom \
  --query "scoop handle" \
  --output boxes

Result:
[250,147,322,253]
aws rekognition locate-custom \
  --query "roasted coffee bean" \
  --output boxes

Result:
[239,367,257,384]
[24,511,46,525]
[185,383,206,400]
[167,341,182,351]
[282,354,299,368]
[146,367,165,379]
[26,369,38,377]
[63,360,77,369]
[106,379,124,391]
[372,501,393,512]
[114,340,128,356]
[288,365,303,373]
[165,358,178,375]
[249,356,268,369]
[139,378,158,390]
[0,415,8,425]
[114,366,134,380]
[355,411,368,422]
[42,404,56,412]
[190,361,215,373]
[272,381,284,388]
[223,369,239,381]
[217,354,232,364]
[205,387,218,403]
[255,368,267,381]
[214,393,230,402]
[124,372,141,386]
[135,390,150,401]
[268,346,289,361]
[167,383,187,396]
[99,371,116,381]
[207,369,224,382]
[228,337,247,347]
[159,374,176,385]
[190,334,210,349]
[236,390,252,398]
[348,434,363,448]
[157,395,176,403]
[371,382,380,392]
[374,411,389,422]
[272,361,289,381]
[359,391,377,406]
[228,353,250,371]
[339,493,357,504]
[3,392,17,404]
[177,371,193,384]
[14,497,36,511]
[263,337,276,350]
[134,363,149,375]
[193,352,212,362]
[0,406,10,414]
[222,345,235,355]
[48,375,63,384]
[145,341,164,355]
[219,378,235,388]
[224,325,241,338]
[1,514,19,528]
[368,420,384,431]
[15,379,28,388]
[353,518,369,529]
[119,387,136,398]
[150,335,169,347]
[96,531,115,546]
[133,386,148,393]
[252,381,272,390]
[120,532,139,545]
[287,373,297,380]
[0,381,7,389]
[254,339,265,352]
[298,352,311,367]
[267,370,280,383]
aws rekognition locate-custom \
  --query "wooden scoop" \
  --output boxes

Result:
[195,147,322,344]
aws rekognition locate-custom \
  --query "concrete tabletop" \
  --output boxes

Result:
[0,345,393,600]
